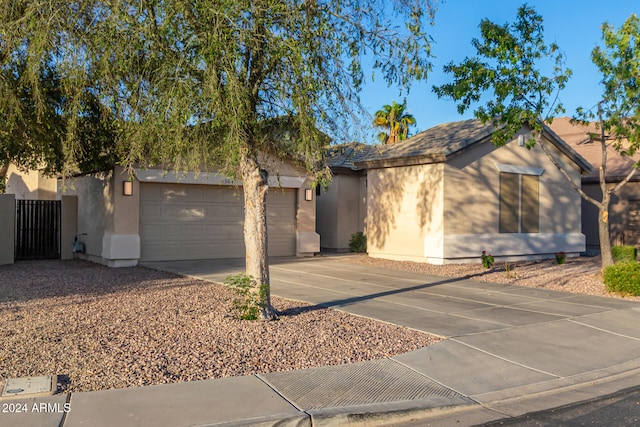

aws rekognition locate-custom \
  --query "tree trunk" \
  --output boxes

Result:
[598,194,615,268]
[240,154,277,320]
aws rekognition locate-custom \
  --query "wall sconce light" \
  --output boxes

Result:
[123,180,133,196]
[304,188,313,201]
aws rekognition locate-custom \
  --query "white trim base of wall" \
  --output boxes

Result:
[370,232,587,265]
[442,232,586,260]
[102,234,141,268]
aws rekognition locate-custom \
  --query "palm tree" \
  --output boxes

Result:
[373,100,416,144]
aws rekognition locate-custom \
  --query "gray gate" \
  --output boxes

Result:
[15,200,61,260]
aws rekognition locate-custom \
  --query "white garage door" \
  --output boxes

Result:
[139,183,296,261]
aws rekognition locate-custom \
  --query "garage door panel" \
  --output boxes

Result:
[140,183,296,261]
[210,205,243,218]
[140,203,163,220]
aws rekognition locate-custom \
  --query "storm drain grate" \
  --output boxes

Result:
[260,359,463,410]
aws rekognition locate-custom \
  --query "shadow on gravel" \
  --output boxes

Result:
[0,260,201,304]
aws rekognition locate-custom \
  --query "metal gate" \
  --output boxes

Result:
[15,200,61,260]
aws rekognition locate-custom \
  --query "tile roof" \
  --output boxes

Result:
[356,119,495,168]
[548,117,639,183]
[325,142,377,171]
[356,118,591,172]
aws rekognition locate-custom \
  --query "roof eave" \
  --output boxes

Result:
[541,125,593,173]
[355,153,446,170]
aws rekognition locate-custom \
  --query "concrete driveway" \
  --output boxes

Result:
[143,255,640,409]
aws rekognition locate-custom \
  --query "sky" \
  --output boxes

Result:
[358,0,639,140]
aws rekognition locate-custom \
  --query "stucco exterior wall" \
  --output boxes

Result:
[316,176,340,249]
[59,172,111,263]
[60,168,142,267]
[6,164,57,200]
[366,163,444,262]
[442,130,585,262]
[0,194,15,265]
[316,173,367,251]
[296,178,319,255]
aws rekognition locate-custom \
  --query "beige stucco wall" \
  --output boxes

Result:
[296,178,319,255]
[316,176,340,249]
[442,129,585,261]
[445,130,583,235]
[316,173,367,251]
[60,195,78,260]
[0,194,15,265]
[60,167,141,267]
[6,164,57,200]
[365,129,586,264]
[59,172,111,262]
[366,163,444,262]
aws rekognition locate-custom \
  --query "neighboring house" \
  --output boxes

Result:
[316,143,374,251]
[4,163,57,200]
[59,160,319,267]
[548,117,640,250]
[331,119,592,264]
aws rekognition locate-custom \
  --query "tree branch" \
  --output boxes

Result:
[537,136,602,207]
[609,166,638,195]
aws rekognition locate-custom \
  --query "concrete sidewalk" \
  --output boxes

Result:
[3,255,640,426]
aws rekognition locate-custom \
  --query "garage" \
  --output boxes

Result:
[139,182,296,261]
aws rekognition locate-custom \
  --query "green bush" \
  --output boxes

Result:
[481,251,494,269]
[349,232,367,253]
[603,261,640,296]
[612,246,638,262]
[224,274,269,320]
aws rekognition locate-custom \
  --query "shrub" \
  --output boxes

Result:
[555,252,566,265]
[612,246,638,262]
[481,251,494,269]
[224,274,269,320]
[603,261,640,296]
[349,231,367,253]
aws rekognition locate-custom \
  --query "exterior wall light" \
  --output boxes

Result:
[305,188,313,201]
[123,180,133,196]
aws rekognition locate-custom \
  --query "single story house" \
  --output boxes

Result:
[58,158,319,267]
[319,118,592,264]
[548,117,640,250]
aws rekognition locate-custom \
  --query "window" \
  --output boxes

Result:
[499,172,539,233]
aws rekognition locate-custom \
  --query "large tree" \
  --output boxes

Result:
[373,100,417,144]
[575,15,640,255]
[3,0,438,319]
[432,4,635,269]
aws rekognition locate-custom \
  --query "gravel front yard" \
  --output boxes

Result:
[0,260,439,393]
[1,254,635,394]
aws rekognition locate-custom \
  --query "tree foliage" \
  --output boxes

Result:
[0,1,117,181]
[432,4,571,146]
[589,14,640,159]
[372,100,416,144]
[431,4,630,270]
[2,0,438,319]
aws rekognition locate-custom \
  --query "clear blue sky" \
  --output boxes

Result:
[359,0,638,140]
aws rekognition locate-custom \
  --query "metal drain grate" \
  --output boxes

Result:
[260,359,463,410]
